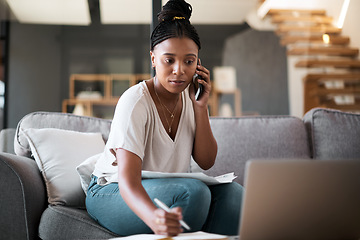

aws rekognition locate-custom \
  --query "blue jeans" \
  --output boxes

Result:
[86,176,243,236]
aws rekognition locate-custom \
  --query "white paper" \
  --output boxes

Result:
[141,171,237,186]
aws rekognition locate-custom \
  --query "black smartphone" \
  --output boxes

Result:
[193,60,204,101]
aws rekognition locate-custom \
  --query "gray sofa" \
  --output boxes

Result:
[0,108,359,240]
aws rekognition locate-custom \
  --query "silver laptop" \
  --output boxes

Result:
[239,159,360,240]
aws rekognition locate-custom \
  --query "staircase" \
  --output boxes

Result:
[265,8,360,114]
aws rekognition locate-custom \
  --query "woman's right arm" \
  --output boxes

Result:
[116,148,183,236]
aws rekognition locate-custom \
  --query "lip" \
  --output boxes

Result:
[169,79,186,85]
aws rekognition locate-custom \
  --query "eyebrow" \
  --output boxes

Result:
[163,53,197,58]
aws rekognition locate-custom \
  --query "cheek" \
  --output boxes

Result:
[156,64,172,75]
[189,65,197,75]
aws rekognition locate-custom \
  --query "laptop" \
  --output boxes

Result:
[238,159,360,240]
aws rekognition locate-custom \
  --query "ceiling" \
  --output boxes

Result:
[0,0,259,25]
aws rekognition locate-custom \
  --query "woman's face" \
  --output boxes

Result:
[151,37,199,94]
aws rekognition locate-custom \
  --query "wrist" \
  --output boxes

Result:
[193,104,209,116]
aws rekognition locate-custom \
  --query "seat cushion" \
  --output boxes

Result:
[303,108,360,159]
[39,205,118,240]
[201,116,311,185]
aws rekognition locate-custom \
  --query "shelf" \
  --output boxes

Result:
[69,74,110,100]
[64,74,239,118]
[63,73,151,119]
[303,73,360,113]
[110,74,136,100]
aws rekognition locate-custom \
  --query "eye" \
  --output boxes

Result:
[165,58,174,64]
[185,59,195,65]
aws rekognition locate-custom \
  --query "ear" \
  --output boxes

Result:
[150,51,155,67]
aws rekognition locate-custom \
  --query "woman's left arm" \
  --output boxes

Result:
[190,61,217,170]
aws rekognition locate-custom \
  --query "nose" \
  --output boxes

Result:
[172,62,184,75]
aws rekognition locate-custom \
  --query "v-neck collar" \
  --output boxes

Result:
[143,81,185,143]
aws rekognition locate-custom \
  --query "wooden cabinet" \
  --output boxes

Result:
[62,74,151,119]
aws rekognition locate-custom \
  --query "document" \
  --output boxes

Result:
[141,171,237,185]
[111,231,229,240]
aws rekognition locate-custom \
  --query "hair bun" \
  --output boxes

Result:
[157,0,192,23]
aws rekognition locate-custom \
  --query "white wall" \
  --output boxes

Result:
[342,0,360,50]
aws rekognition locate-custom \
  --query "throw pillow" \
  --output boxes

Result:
[76,152,101,194]
[23,128,105,207]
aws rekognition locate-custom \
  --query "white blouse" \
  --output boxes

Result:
[92,81,196,185]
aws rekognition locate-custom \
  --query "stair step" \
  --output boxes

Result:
[288,47,359,57]
[304,73,360,82]
[280,35,350,45]
[267,9,326,16]
[276,25,341,34]
[272,15,333,24]
[296,59,360,68]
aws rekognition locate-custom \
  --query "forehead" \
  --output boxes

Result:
[153,37,198,56]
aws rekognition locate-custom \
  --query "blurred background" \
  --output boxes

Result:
[0,0,359,129]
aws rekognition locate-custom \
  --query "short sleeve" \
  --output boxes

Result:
[105,86,148,163]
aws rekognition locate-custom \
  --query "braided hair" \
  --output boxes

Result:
[150,0,201,51]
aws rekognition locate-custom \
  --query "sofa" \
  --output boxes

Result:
[0,108,359,240]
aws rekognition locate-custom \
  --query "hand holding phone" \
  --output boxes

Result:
[193,60,204,101]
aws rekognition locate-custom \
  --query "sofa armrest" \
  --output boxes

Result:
[0,152,47,240]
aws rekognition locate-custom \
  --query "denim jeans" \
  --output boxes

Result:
[86,176,243,236]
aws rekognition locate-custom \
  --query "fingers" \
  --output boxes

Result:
[195,65,212,99]
[196,64,210,83]
[189,59,211,105]
[153,208,183,236]
[196,61,211,90]
[170,207,182,216]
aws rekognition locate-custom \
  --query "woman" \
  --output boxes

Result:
[86,0,243,236]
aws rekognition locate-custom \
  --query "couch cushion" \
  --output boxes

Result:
[303,108,360,159]
[201,116,311,185]
[39,205,118,239]
[14,112,111,158]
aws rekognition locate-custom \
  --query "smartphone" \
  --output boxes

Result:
[193,60,204,101]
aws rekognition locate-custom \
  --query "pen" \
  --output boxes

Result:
[154,198,191,230]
